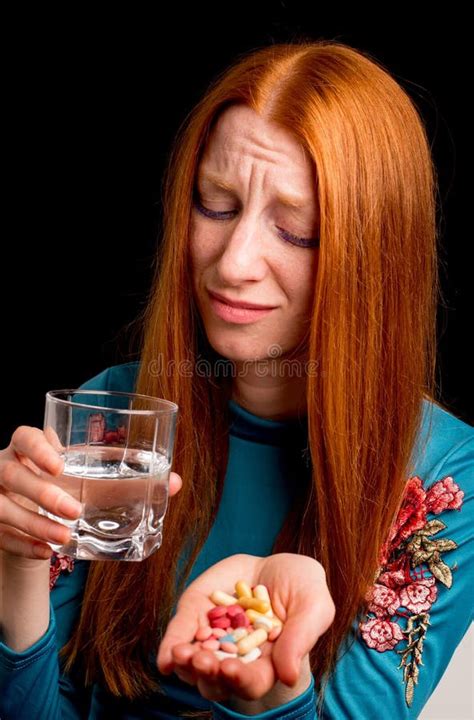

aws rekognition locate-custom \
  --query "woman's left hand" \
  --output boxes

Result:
[157,553,335,710]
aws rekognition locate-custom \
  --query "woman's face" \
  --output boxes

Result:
[190,104,319,364]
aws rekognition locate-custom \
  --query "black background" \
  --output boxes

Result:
[2,7,472,447]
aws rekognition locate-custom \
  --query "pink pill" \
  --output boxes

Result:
[208,606,228,620]
[211,616,231,629]
[212,627,227,638]
[226,604,243,617]
[202,639,220,651]
[268,626,282,641]
[220,642,238,653]
[195,626,213,641]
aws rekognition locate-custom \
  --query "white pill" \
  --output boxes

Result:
[252,616,273,632]
[210,590,238,606]
[232,628,248,641]
[239,647,262,663]
[214,650,238,661]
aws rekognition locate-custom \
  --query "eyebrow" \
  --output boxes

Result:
[199,171,313,211]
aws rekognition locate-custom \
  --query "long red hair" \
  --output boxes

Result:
[61,40,440,714]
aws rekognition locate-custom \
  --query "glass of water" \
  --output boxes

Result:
[39,389,178,561]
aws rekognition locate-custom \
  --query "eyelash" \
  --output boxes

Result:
[192,199,319,249]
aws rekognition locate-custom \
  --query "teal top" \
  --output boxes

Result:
[1,361,473,719]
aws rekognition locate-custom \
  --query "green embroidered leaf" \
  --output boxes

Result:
[411,550,433,566]
[412,664,420,683]
[421,519,446,536]
[406,535,422,553]
[428,559,453,588]
[432,539,458,552]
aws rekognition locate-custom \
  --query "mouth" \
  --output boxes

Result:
[207,290,277,325]
[208,290,276,310]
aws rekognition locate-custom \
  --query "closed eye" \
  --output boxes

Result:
[192,198,319,249]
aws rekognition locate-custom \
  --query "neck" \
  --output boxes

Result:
[231,363,307,421]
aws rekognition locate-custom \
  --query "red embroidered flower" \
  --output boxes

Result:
[49,552,75,590]
[399,576,437,614]
[379,477,427,565]
[360,472,465,709]
[360,618,405,652]
[366,583,401,617]
[377,568,406,589]
[425,476,464,514]
[87,413,106,442]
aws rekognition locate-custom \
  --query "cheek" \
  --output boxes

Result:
[189,224,218,273]
[285,255,318,312]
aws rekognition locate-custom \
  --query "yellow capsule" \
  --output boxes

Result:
[236,628,268,655]
[246,609,282,628]
[210,590,238,606]
[238,597,270,613]
[235,580,252,599]
[253,584,274,617]
[253,585,271,602]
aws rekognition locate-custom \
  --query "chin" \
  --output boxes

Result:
[204,330,281,364]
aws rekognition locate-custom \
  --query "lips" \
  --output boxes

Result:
[208,290,275,310]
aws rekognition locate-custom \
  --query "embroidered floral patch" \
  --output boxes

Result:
[49,552,75,590]
[359,475,464,708]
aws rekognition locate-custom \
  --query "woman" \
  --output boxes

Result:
[1,40,473,719]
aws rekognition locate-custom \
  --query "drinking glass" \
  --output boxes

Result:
[38,389,178,561]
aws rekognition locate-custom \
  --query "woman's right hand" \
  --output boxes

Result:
[0,425,82,561]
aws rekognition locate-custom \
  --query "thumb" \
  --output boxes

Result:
[157,595,204,674]
[169,471,182,497]
[272,601,334,686]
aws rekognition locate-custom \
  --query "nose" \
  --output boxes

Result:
[215,214,268,285]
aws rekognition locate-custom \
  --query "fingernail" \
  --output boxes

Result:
[48,525,70,543]
[50,455,64,474]
[58,496,82,516]
[33,544,52,559]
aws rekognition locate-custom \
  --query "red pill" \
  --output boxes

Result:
[231,613,249,628]
[211,616,231,629]
[226,604,243,617]
[208,606,228,620]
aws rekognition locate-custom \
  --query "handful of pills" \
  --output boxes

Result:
[192,580,283,664]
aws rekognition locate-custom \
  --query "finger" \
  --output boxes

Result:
[197,676,231,703]
[0,524,53,559]
[272,598,335,686]
[170,643,201,686]
[0,494,72,546]
[1,459,82,519]
[189,649,232,702]
[218,654,276,701]
[157,600,201,674]
[18,428,65,478]
[43,426,65,453]
[168,472,182,498]
[10,426,64,476]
